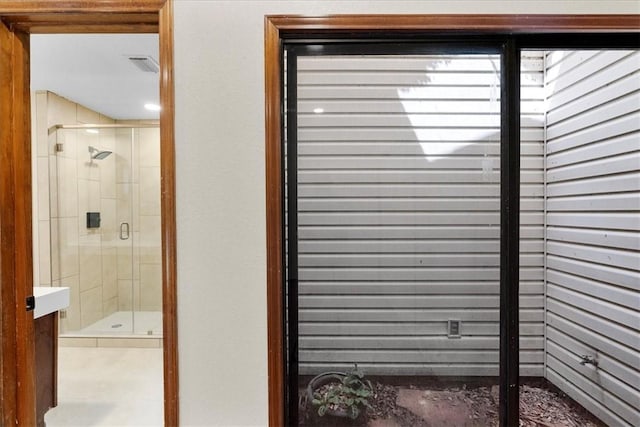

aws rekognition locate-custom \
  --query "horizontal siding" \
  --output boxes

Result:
[292,53,545,377]
[544,50,640,427]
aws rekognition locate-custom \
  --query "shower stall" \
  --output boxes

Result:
[41,123,162,340]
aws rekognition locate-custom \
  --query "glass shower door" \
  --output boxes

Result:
[47,125,162,337]
[127,126,163,336]
[47,125,133,335]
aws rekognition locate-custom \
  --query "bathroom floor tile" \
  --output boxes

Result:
[45,347,163,426]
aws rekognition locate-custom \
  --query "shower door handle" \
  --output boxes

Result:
[120,222,130,240]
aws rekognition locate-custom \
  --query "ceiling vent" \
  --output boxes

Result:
[128,55,159,73]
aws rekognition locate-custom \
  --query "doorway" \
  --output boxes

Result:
[0,2,177,425]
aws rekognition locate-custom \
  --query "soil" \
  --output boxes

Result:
[301,381,606,427]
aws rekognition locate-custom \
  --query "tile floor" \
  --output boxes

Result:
[45,347,163,426]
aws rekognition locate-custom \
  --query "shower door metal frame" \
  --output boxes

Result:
[50,124,161,131]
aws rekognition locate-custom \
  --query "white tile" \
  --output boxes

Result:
[117,249,132,280]
[76,104,100,124]
[102,247,118,301]
[47,92,76,127]
[132,184,140,231]
[59,275,81,333]
[77,131,101,181]
[45,347,163,427]
[58,337,97,347]
[115,129,134,184]
[118,280,133,310]
[100,198,117,239]
[99,114,115,125]
[103,297,118,318]
[35,92,49,156]
[116,183,133,224]
[58,217,79,279]
[56,128,78,161]
[80,287,103,328]
[78,234,102,292]
[138,128,160,168]
[88,180,101,211]
[99,157,116,199]
[57,157,78,218]
[77,180,101,237]
[38,220,52,285]
[96,338,160,348]
[139,167,160,216]
[50,219,60,281]
[133,280,141,311]
[98,126,116,147]
[139,264,162,311]
[48,155,58,218]
[139,216,161,264]
[37,157,50,219]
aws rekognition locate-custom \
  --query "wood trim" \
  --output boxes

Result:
[0,1,178,425]
[267,14,640,33]
[264,14,640,427]
[2,13,158,33]
[0,22,36,425]
[159,1,179,426]
[265,16,284,427]
[0,1,166,14]
[12,28,36,427]
[0,19,19,425]
[9,24,158,34]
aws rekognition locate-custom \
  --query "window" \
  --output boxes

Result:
[265,18,639,426]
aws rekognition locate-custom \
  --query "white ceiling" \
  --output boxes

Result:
[31,34,160,121]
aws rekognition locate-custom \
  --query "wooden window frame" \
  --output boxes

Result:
[0,1,178,425]
[265,14,640,427]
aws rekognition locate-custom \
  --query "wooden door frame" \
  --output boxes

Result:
[265,14,640,427]
[0,1,178,425]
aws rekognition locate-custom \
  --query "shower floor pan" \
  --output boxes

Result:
[59,311,163,348]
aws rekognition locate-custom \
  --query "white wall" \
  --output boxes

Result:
[173,2,640,425]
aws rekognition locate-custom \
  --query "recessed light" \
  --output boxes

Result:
[313,107,324,114]
[144,103,161,112]
[86,129,99,134]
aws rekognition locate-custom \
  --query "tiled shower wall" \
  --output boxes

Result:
[33,91,161,333]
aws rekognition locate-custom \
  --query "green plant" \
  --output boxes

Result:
[311,365,373,420]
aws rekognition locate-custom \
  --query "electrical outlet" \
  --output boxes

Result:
[448,320,461,338]
[59,309,67,319]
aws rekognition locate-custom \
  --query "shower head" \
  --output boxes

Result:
[93,150,112,160]
[88,146,113,160]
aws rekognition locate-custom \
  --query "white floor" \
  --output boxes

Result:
[67,311,163,337]
[45,347,163,427]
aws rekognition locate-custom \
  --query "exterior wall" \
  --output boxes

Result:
[173,2,639,425]
[544,50,640,427]
[294,53,545,377]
